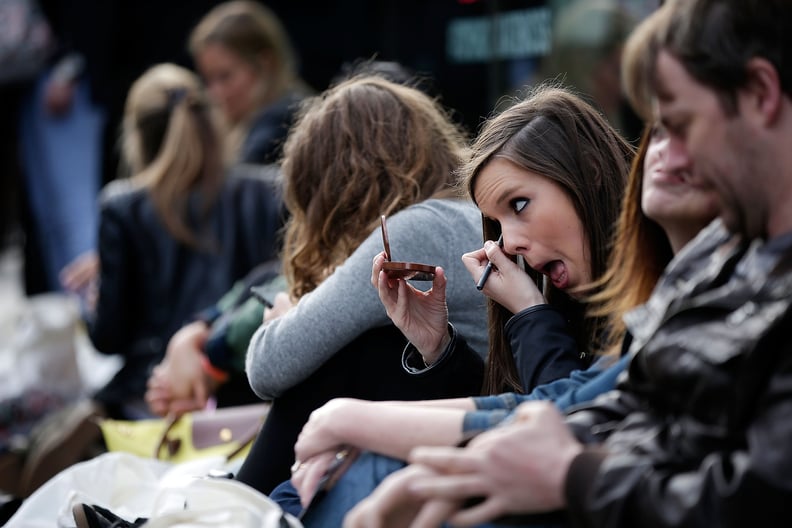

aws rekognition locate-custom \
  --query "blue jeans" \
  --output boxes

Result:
[270,451,406,525]
[274,451,566,527]
[20,71,103,294]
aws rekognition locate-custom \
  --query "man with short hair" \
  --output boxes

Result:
[344,1,792,526]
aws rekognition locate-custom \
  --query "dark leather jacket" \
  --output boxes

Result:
[88,166,285,413]
[564,220,792,527]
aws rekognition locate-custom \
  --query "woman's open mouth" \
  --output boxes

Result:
[543,260,569,290]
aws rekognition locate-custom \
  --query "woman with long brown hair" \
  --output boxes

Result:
[374,84,631,397]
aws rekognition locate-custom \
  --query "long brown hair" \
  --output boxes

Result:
[121,63,224,249]
[587,126,673,355]
[281,75,466,300]
[458,84,633,394]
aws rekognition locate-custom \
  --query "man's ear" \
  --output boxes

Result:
[742,57,783,127]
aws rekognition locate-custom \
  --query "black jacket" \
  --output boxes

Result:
[506,304,590,392]
[413,304,589,396]
[564,221,792,527]
[88,166,284,414]
[237,323,485,494]
[239,90,309,165]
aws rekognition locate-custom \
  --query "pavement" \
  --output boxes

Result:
[0,243,24,334]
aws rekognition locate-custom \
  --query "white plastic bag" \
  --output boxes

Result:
[0,293,82,400]
[6,452,238,527]
[0,292,121,401]
[145,477,303,528]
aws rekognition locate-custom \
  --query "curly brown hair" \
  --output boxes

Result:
[281,75,467,300]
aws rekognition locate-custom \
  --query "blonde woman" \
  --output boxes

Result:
[189,0,312,164]
[87,63,283,419]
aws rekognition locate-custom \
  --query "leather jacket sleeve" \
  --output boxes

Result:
[88,200,134,355]
[563,334,792,528]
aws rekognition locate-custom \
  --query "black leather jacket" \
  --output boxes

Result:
[564,220,792,527]
[88,166,284,412]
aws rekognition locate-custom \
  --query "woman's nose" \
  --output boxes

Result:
[500,224,527,256]
[663,136,693,175]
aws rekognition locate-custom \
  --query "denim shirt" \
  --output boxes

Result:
[462,354,630,435]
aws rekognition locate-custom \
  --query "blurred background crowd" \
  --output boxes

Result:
[0,0,659,517]
[1,0,657,277]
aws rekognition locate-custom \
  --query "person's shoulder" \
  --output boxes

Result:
[383,198,481,251]
[391,198,478,224]
[272,89,311,114]
[98,178,145,209]
[251,88,310,126]
[673,218,733,264]
[225,163,282,190]
[221,164,284,219]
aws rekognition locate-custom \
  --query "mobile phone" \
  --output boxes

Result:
[249,275,288,308]
[380,215,436,281]
[298,447,360,519]
[250,286,274,308]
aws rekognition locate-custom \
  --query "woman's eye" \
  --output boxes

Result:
[663,117,688,140]
[511,199,529,213]
[650,123,667,139]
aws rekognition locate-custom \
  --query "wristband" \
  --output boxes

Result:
[200,354,229,384]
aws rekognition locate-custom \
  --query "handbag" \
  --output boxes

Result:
[99,403,270,464]
[0,0,54,84]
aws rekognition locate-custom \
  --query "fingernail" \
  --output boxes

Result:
[485,240,495,249]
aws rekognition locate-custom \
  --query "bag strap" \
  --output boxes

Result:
[153,412,264,461]
[223,425,260,461]
[153,414,182,459]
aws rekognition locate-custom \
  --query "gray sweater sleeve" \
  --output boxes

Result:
[245,198,488,399]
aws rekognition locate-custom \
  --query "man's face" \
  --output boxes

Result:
[654,50,766,238]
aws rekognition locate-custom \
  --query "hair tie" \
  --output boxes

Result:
[166,87,189,109]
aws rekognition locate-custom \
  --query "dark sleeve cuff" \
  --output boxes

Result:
[565,447,608,525]
[401,323,457,375]
[194,305,222,326]
[204,328,232,372]
[503,303,553,333]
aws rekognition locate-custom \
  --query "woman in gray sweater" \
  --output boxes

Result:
[235,75,490,493]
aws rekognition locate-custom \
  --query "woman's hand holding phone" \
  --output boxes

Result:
[372,251,451,364]
[292,450,336,508]
[263,291,293,323]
